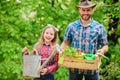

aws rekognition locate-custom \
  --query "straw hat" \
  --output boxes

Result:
[77,0,96,8]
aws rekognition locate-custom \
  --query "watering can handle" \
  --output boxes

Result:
[20,49,39,66]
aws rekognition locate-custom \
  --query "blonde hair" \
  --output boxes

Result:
[35,24,58,52]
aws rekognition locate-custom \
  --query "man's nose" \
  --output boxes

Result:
[84,10,88,14]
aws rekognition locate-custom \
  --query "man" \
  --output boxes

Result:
[60,0,108,80]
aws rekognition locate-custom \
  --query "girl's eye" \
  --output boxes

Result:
[50,33,54,35]
[45,32,49,34]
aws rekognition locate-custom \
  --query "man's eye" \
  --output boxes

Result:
[83,10,85,11]
[87,10,90,12]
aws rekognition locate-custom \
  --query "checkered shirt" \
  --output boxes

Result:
[34,44,59,73]
[64,19,108,54]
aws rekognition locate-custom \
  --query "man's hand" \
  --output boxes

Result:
[96,49,104,54]
[97,45,108,54]
[96,48,109,60]
[59,48,64,56]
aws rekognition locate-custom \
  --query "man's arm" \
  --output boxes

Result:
[60,40,71,53]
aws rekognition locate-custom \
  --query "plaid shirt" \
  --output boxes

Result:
[64,19,108,54]
[34,44,59,73]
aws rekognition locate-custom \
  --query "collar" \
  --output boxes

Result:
[43,42,53,47]
[80,18,93,27]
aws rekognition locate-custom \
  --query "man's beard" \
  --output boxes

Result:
[81,14,91,21]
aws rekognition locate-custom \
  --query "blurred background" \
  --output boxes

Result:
[0,0,120,80]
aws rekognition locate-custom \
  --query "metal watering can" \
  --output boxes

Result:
[22,44,60,78]
[22,53,41,78]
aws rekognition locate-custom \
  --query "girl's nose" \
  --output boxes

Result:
[47,34,51,37]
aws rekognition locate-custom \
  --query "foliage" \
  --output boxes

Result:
[55,67,69,80]
[0,0,120,80]
[100,38,120,80]
[63,46,77,56]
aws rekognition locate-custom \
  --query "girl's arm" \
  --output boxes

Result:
[46,52,59,73]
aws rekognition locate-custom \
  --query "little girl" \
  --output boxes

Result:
[22,24,59,80]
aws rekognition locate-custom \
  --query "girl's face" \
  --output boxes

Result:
[43,27,55,45]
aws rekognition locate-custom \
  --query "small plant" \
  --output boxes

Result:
[63,46,77,57]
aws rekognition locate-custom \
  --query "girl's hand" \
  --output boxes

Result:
[32,49,38,55]
[22,47,29,55]
[40,68,48,75]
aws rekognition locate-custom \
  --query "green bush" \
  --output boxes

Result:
[0,0,120,80]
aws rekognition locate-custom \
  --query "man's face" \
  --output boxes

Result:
[78,7,93,21]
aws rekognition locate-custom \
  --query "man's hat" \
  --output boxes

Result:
[77,0,96,8]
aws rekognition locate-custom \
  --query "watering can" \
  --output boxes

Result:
[22,44,60,78]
